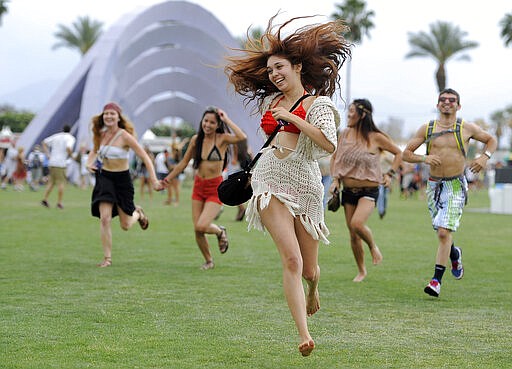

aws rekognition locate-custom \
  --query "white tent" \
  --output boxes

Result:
[17,1,259,153]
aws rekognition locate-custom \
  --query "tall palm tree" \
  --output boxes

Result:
[53,16,104,56]
[406,21,478,92]
[491,105,512,150]
[499,12,512,47]
[237,26,264,49]
[0,0,9,26]
[331,0,375,104]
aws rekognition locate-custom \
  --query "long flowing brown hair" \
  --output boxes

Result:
[224,14,351,111]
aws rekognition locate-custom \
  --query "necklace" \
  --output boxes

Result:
[436,121,454,129]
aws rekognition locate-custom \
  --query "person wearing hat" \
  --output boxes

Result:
[87,102,160,267]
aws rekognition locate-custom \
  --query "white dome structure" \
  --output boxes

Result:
[18,1,259,152]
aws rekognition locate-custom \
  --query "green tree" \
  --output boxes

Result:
[490,105,512,150]
[237,26,264,49]
[499,12,512,47]
[53,16,103,56]
[406,21,478,92]
[0,105,35,133]
[331,0,375,104]
[0,0,9,26]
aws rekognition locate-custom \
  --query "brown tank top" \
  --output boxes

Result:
[331,129,382,183]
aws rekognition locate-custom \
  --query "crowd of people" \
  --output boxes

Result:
[0,14,499,359]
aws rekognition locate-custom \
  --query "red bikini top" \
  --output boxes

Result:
[260,95,307,135]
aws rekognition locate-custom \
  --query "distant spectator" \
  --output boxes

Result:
[27,144,46,191]
[12,146,27,191]
[0,141,18,189]
[41,124,76,209]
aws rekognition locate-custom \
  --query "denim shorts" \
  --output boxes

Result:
[341,186,379,206]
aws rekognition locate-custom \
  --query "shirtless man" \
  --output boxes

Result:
[403,88,497,297]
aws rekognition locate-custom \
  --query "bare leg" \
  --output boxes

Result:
[192,200,223,267]
[436,227,453,266]
[42,179,54,202]
[57,182,65,206]
[260,197,315,356]
[117,206,142,230]
[344,198,381,281]
[344,204,366,282]
[98,202,114,266]
[295,218,321,316]
[350,235,367,282]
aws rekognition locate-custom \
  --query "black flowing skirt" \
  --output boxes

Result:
[91,169,135,218]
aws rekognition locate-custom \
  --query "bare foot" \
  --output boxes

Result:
[371,245,383,265]
[200,261,214,270]
[306,266,320,316]
[298,339,315,357]
[353,270,367,282]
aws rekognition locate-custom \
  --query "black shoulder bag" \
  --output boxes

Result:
[217,94,311,206]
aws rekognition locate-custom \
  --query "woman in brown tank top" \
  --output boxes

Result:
[330,99,402,282]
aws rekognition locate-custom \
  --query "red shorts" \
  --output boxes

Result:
[191,175,223,204]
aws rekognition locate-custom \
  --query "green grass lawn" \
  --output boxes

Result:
[1,182,511,368]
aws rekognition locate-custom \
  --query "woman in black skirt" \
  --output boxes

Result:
[87,102,160,267]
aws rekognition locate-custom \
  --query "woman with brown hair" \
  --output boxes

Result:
[224,14,350,356]
[330,99,402,282]
[161,107,246,270]
[87,102,160,267]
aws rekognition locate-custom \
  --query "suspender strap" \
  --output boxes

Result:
[425,120,435,155]
[454,118,466,157]
[424,118,465,157]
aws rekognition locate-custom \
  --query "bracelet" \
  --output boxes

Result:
[386,169,395,178]
[483,150,492,159]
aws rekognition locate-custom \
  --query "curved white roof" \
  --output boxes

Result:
[18,1,259,152]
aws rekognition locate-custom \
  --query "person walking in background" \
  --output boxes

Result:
[1,141,18,190]
[41,124,76,209]
[164,142,186,206]
[330,99,402,283]
[161,107,246,270]
[154,148,170,203]
[87,102,160,268]
[27,144,46,191]
[12,146,27,191]
[377,150,394,219]
[318,154,333,210]
[403,88,497,297]
[137,145,155,201]
[224,14,350,356]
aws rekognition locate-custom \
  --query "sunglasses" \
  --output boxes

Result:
[438,97,457,103]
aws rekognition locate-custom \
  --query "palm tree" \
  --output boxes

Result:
[499,12,512,47]
[53,16,104,56]
[491,105,512,150]
[237,26,264,49]
[331,0,375,104]
[406,21,478,92]
[0,0,9,26]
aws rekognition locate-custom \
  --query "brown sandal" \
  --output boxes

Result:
[136,206,149,230]
[97,257,112,268]
[217,226,229,254]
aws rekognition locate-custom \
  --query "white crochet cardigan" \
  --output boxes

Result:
[246,94,340,243]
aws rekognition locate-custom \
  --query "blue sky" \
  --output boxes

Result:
[0,0,511,137]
